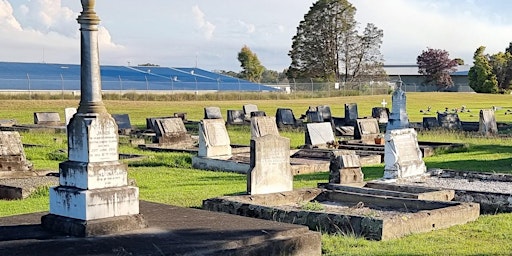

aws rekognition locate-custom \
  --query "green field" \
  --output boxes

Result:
[1,92,512,255]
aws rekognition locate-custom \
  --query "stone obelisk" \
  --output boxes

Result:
[41,0,147,236]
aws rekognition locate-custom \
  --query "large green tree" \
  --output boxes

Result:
[468,46,498,93]
[237,45,265,83]
[416,48,458,89]
[287,0,384,82]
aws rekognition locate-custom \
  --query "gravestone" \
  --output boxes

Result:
[354,118,380,142]
[247,134,293,195]
[112,114,132,135]
[154,118,194,147]
[251,116,279,139]
[204,107,223,119]
[226,110,245,125]
[305,122,336,147]
[198,119,232,157]
[386,81,409,130]
[250,111,266,117]
[243,104,258,119]
[371,107,389,123]
[344,103,358,125]
[64,108,77,126]
[0,131,33,177]
[306,111,323,123]
[34,112,61,126]
[317,105,332,122]
[276,108,297,128]
[329,150,364,187]
[383,128,426,179]
[0,119,16,127]
[479,109,498,136]
[437,113,462,130]
[422,117,439,130]
[146,116,174,131]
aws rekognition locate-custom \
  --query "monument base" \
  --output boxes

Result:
[41,213,147,237]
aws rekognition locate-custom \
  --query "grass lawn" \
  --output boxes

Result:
[1,93,512,255]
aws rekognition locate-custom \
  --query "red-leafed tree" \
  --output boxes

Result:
[416,48,458,89]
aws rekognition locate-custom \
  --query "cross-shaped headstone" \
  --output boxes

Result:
[381,99,387,108]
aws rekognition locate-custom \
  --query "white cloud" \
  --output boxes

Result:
[192,5,215,40]
[238,20,256,34]
[0,0,22,31]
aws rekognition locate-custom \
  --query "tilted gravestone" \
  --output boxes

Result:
[226,110,245,125]
[437,113,462,130]
[276,108,297,128]
[204,107,223,119]
[371,107,389,124]
[154,118,194,147]
[146,116,174,131]
[64,107,77,126]
[243,104,259,119]
[247,134,293,195]
[386,85,409,131]
[344,103,358,125]
[354,118,380,143]
[34,112,61,126]
[329,150,364,187]
[251,116,279,139]
[383,128,426,179]
[198,119,232,157]
[422,117,439,130]
[479,109,498,136]
[0,131,33,177]
[112,114,132,135]
[305,122,336,147]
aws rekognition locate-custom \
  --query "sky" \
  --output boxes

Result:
[1,0,512,72]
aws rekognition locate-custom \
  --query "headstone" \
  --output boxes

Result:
[247,134,293,195]
[64,108,77,126]
[112,114,132,135]
[250,111,266,117]
[306,111,323,123]
[243,104,258,119]
[173,112,187,121]
[386,81,409,130]
[226,110,245,125]
[344,103,358,125]
[383,128,426,179]
[204,107,223,119]
[329,150,364,186]
[371,107,389,123]
[0,131,33,176]
[34,112,61,126]
[251,116,279,139]
[422,117,439,130]
[154,118,194,147]
[146,116,173,131]
[317,105,332,122]
[305,122,336,147]
[0,119,16,127]
[479,109,498,136]
[437,113,462,130]
[275,108,296,128]
[354,118,380,142]
[198,119,232,157]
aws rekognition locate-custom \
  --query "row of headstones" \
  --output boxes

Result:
[423,110,498,135]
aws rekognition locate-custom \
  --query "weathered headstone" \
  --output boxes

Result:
[317,105,332,122]
[247,134,292,195]
[383,128,426,179]
[422,117,439,130]
[344,103,358,125]
[64,108,77,126]
[251,116,279,139]
[34,112,61,126]
[371,107,389,123]
[226,110,245,125]
[154,118,194,147]
[276,108,297,128]
[112,114,132,135]
[0,131,33,177]
[198,119,232,157]
[204,107,223,119]
[306,111,323,123]
[386,81,409,130]
[437,113,462,130]
[305,122,336,147]
[146,116,173,131]
[479,109,498,136]
[329,150,364,187]
[250,111,266,117]
[243,104,258,119]
[354,118,380,142]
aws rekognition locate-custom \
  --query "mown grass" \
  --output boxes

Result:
[1,93,512,255]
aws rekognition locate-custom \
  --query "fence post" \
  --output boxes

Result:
[60,74,64,100]
[26,73,31,100]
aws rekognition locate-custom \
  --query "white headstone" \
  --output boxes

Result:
[251,116,279,139]
[479,109,498,136]
[305,122,335,147]
[198,119,232,157]
[383,128,426,179]
[64,108,77,126]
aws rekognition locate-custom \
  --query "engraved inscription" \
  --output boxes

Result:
[205,120,230,146]
[89,119,118,162]
[393,133,419,163]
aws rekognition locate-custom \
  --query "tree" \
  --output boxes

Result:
[287,0,384,82]
[453,58,464,65]
[468,46,498,93]
[237,45,265,83]
[489,52,512,92]
[416,48,458,89]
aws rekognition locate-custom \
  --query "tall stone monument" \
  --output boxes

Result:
[41,0,146,236]
[386,79,409,131]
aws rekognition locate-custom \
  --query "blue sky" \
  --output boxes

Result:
[1,0,512,72]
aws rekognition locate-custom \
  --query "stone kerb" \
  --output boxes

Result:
[247,134,293,195]
[251,116,279,139]
[329,150,364,187]
[383,128,426,179]
[479,109,498,136]
[198,119,232,157]
[305,122,335,147]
